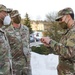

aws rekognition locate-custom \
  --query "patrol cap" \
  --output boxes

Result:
[10,10,20,18]
[0,4,12,12]
[56,7,74,21]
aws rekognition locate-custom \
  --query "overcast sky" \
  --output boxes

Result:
[0,0,75,20]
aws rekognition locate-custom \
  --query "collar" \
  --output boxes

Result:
[63,22,75,35]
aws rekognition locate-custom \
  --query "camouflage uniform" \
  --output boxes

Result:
[49,8,75,75]
[0,29,12,75]
[6,16,32,75]
[0,4,12,75]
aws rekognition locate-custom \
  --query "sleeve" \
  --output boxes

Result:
[23,25,30,48]
[27,27,30,48]
[50,31,75,59]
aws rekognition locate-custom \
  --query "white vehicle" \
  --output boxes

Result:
[33,31,43,41]
[30,34,35,43]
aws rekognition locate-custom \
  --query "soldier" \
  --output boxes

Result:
[0,4,12,75]
[41,7,75,75]
[6,10,32,75]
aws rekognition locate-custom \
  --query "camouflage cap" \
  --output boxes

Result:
[0,4,9,12]
[56,7,74,21]
[10,10,20,17]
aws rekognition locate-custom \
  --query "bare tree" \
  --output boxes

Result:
[44,12,62,42]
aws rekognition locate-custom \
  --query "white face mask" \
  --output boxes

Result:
[3,15,11,25]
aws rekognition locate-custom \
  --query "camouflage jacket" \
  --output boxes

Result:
[6,24,31,60]
[0,28,11,61]
[0,28,11,74]
[50,24,75,75]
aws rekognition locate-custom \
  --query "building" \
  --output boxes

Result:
[31,21,44,31]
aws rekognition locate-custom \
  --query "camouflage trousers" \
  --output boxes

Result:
[0,61,11,75]
[12,56,32,75]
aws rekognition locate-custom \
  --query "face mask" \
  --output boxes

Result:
[59,22,68,29]
[3,15,11,25]
[13,15,21,24]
